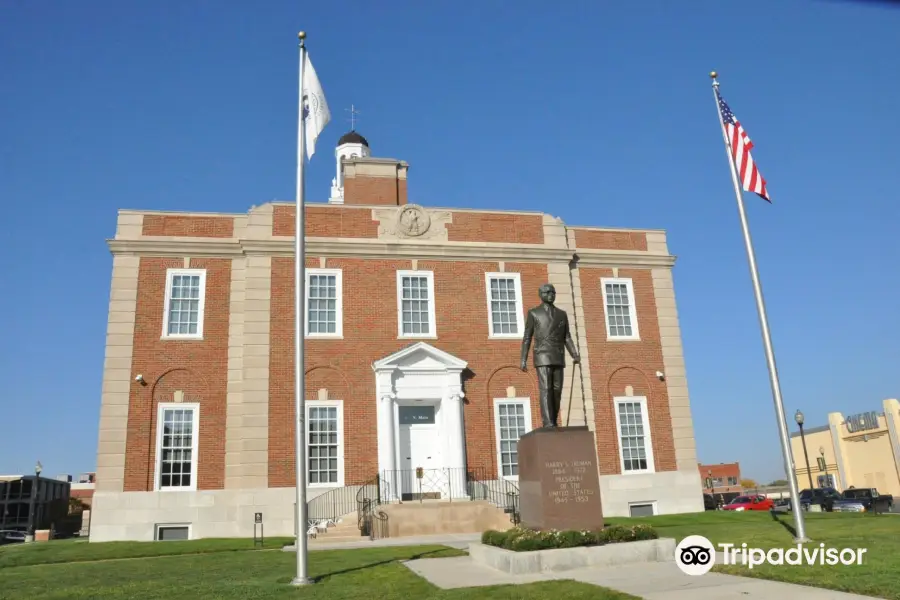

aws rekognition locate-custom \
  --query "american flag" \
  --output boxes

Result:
[716,87,770,202]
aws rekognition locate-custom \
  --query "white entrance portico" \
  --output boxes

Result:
[373,342,468,501]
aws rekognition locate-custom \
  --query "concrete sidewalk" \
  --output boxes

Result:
[286,534,876,598]
[402,552,876,599]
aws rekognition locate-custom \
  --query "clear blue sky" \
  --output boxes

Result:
[2,1,898,484]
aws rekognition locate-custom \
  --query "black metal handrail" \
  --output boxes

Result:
[466,467,520,525]
[332,466,520,540]
[355,475,388,540]
[307,484,362,531]
[379,467,470,503]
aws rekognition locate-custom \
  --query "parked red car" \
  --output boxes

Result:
[722,494,773,511]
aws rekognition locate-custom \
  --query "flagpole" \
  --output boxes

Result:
[292,30,312,586]
[709,71,808,543]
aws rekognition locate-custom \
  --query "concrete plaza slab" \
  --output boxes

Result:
[403,553,878,599]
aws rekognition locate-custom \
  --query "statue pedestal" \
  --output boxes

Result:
[518,426,604,531]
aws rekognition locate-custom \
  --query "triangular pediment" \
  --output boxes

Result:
[373,342,467,372]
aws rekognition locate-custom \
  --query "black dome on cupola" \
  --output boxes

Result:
[337,130,369,147]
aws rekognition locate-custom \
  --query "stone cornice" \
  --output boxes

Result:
[107,236,676,268]
[107,238,243,257]
[574,249,676,268]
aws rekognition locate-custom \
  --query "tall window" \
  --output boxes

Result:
[162,269,206,339]
[396,271,436,338]
[155,403,199,491]
[600,277,639,340]
[494,399,533,479]
[307,401,344,486]
[614,397,654,473]
[305,269,343,337]
[485,273,524,338]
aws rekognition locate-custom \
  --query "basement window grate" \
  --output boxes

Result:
[155,524,191,541]
[628,503,656,518]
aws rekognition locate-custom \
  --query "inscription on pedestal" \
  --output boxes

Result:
[547,459,597,506]
[518,427,604,531]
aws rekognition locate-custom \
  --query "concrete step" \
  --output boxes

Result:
[310,533,369,543]
[326,527,363,536]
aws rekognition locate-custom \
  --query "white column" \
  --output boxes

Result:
[444,392,467,499]
[378,392,397,501]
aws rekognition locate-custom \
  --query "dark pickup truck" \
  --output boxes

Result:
[800,487,842,511]
[772,487,842,512]
[833,488,893,513]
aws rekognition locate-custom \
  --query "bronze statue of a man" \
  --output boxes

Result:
[520,283,580,428]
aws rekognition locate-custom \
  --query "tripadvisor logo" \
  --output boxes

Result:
[675,535,867,575]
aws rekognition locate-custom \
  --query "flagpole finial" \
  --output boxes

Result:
[709,71,718,79]
[298,31,306,47]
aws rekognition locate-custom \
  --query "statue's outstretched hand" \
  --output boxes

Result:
[520,361,527,372]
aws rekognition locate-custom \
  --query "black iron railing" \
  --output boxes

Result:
[356,476,389,540]
[344,467,522,540]
[466,467,520,525]
[307,484,362,531]
[379,467,471,503]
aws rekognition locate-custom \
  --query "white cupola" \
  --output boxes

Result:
[328,130,371,204]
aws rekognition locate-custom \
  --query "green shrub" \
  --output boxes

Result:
[480,530,506,547]
[597,525,631,544]
[554,529,594,548]
[631,524,658,541]
[480,524,657,552]
[508,532,557,552]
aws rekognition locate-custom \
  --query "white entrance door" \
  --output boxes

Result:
[397,405,442,500]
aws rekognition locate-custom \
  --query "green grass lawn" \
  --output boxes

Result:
[0,536,295,569]
[4,511,899,599]
[610,510,900,598]
[0,540,636,599]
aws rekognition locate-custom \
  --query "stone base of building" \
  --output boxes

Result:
[599,470,704,517]
[89,470,704,542]
[88,486,355,542]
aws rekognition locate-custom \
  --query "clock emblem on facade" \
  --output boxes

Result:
[396,204,430,237]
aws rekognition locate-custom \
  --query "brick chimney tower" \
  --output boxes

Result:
[327,130,408,206]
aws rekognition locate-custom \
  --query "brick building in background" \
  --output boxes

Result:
[698,462,742,497]
[91,131,704,542]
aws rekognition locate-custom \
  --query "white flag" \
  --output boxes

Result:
[302,52,330,159]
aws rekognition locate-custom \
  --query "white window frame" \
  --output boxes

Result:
[627,501,658,517]
[493,398,533,481]
[304,268,343,338]
[613,396,655,474]
[153,402,200,492]
[154,523,193,541]
[161,268,207,340]
[306,400,345,488]
[600,277,640,341]
[484,272,525,339]
[396,270,437,339]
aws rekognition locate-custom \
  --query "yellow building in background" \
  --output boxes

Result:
[790,399,900,496]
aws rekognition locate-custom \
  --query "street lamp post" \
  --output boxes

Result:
[794,411,814,489]
[708,469,719,509]
[25,461,42,543]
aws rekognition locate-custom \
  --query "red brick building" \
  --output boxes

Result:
[90,131,703,541]
[698,462,742,496]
